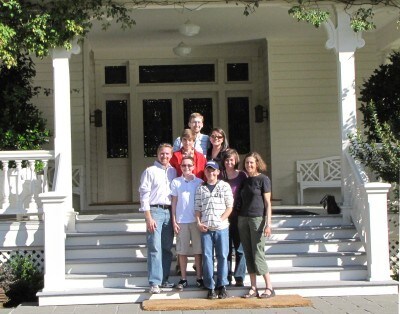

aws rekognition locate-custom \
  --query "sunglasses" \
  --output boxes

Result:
[210,135,223,140]
[181,164,194,168]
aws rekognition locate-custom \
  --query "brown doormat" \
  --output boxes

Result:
[142,295,312,311]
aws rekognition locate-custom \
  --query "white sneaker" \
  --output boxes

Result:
[149,285,160,294]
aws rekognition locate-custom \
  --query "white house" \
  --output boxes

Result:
[0,1,399,306]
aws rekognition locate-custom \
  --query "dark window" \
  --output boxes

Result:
[139,64,215,83]
[105,66,127,84]
[228,97,250,154]
[143,99,173,157]
[183,98,213,136]
[106,100,128,158]
[227,63,249,82]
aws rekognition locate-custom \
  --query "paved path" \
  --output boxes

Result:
[0,295,398,314]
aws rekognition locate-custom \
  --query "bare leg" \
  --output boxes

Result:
[194,254,202,278]
[261,272,274,296]
[179,254,188,279]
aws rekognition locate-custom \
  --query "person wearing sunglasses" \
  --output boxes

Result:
[206,127,229,177]
[170,156,204,291]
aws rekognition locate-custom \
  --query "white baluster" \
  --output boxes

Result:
[28,160,38,212]
[1,160,10,211]
[15,160,22,211]
[42,160,49,193]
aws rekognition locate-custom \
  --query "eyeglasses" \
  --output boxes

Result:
[210,135,223,140]
[181,164,194,168]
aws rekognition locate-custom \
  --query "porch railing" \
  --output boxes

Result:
[343,150,392,281]
[0,150,55,217]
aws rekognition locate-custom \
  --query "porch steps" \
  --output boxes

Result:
[37,209,399,305]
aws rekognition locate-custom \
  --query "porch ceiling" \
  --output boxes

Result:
[86,4,399,51]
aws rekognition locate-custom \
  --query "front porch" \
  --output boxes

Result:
[0,150,398,305]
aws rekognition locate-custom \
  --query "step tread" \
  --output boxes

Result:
[266,238,361,244]
[41,280,398,297]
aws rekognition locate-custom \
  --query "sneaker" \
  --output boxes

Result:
[196,278,204,288]
[217,286,228,299]
[161,281,175,288]
[177,279,188,290]
[149,285,160,294]
[207,289,217,300]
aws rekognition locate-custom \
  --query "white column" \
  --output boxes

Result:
[51,39,81,231]
[324,9,365,208]
[40,192,67,291]
[364,183,392,281]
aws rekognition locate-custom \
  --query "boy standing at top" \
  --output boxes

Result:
[195,160,233,300]
[173,112,209,156]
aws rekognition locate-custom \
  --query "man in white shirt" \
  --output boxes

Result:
[173,112,209,156]
[139,143,177,294]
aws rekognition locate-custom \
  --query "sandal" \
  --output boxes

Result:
[258,287,275,299]
[242,287,259,298]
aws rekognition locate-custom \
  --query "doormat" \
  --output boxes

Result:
[142,295,312,311]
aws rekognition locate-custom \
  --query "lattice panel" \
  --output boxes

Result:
[299,163,320,181]
[389,238,399,273]
[0,249,44,272]
[323,159,341,181]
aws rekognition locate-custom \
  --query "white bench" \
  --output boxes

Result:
[296,156,341,205]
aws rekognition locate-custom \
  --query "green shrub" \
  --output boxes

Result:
[0,254,44,307]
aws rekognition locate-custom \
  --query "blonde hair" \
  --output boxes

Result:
[243,152,267,172]
[189,112,204,123]
[157,143,173,154]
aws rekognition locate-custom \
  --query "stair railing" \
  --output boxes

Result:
[343,150,392,281]
[0,150,54,218]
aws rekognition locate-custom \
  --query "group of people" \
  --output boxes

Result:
[139,113,275,299]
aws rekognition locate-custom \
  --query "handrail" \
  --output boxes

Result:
[0,150,55,161]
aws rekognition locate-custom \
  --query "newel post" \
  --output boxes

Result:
[40,192,67,291]
[364,182,392,281]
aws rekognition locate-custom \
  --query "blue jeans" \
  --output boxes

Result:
[228,215,246,282]
[201,227,229,290]
[147,206,174,286]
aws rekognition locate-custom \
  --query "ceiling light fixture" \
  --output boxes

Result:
[173,42,192,57]
[179,20,200,37]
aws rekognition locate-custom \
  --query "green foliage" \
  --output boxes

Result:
[350,8,376,32]
[349,51,400,211]
[0,254,44,307]
[0,0,135,69]
[359,52,400,140]
[0,54,50,152]
[288,5,330,28]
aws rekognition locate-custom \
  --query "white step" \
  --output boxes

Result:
[270,225,358,240]
[38,280,399,306]
[66,231,147,245]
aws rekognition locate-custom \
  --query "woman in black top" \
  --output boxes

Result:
[238,152,275,299]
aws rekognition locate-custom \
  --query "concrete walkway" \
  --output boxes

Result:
[0,295,398,314]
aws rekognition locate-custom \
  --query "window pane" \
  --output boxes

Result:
[106,100,128,158]
[143,99,173,157]
[139,64,215,83]
[105,66,127,84]
[227,63,249,82]
[228,97,250,154]
[183,98,213,136]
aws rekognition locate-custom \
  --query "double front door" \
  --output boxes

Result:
[96,92,217,204]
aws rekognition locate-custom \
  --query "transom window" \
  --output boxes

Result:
[227,63,249,82]
[139,64,215,83]
[105,66,127,85]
